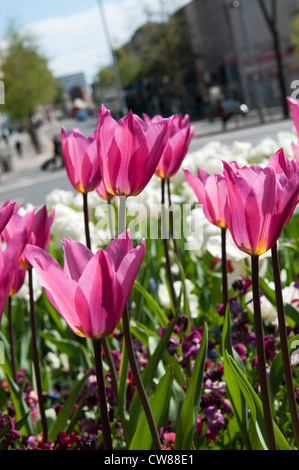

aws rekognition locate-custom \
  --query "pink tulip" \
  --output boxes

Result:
[96,104,171,197]
[61,127,101,193]
[9,264,27,296]
[2,205,55,269]
[143,113,194,179]
[223,159,299,256]
[24,230,145,339]
[0,211,34,318]
[0,201,15,234]
[184,168,227,229]
[287,96,299,136]
[267,147,297,174]
[96,179,114,201]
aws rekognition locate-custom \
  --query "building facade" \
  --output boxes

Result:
[181,0,299,110]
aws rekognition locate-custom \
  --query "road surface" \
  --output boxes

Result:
[0,115,295,207]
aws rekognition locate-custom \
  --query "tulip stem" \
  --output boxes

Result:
[28,268,48,443]
[161,178,177,310]
[117,195,161,450]
[166,178,180,261]
[93,338,113,450]
[118,196,127,234]
[82,192,119,400]
[107,199,114,239]
[82,193,91,250]
[122,305,161,450]
[251,255,277,450]
[7,296,17,383]
[221,228,229,315]
[271,242,299,448]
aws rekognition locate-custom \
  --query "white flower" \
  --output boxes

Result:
[158,279,199,318]
[45,188,75,207]
[15,269,42,302]
[50,203,96,248]
[250,137,279,162]
[184,207,219,254]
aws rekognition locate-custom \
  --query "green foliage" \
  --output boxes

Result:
[97,13,196,96]
[2,26,57,121]
[174,323,208,450]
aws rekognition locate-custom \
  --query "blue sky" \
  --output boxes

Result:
[0,0,97,31]
[0,0,190,84]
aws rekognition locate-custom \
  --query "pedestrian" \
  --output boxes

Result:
[15,140,22,157]
[216,100,231,131]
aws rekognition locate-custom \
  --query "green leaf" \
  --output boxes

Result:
[41,332,92,369]
[174,323,208,450]
[48,370,91,441]
[5,373,35,435]
[258,277,299,326]
[129,367,173,450]
[269,333,299,399]
[222,306,249,448]
[133,281,169,327]
[224,351,292,450]
[127,315,178,441]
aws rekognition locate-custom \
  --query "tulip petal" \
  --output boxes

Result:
[77,249,123,338]
[24,244,88,337]
[62,237,93,281]
[0,201,15,234]
[116,238,146,312]
[105,230,133,271]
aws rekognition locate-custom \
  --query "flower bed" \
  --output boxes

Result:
[0,104,299,451]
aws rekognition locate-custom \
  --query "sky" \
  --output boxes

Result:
[0,0,190,85]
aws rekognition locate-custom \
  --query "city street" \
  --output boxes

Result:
[0,113,295,207]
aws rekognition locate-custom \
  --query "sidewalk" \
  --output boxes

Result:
[191,105,288,137]
[0,105,288,181]
[0,128,54,181]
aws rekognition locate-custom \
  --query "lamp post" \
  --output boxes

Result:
[97,0,128,117]
[230,0,265,122]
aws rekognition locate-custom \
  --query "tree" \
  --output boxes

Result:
[98,48,142,90]
[2,26,57,152]
[97,4,197,116]
[257,0,289,118]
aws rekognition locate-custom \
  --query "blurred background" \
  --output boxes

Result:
[1,0,299,171]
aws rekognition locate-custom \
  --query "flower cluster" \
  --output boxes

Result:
[1,98,299,451]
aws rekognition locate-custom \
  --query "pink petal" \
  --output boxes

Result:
[105,230,133,271]
[0,201,15,234]
[62,237,93,281]
[24,244,87,337]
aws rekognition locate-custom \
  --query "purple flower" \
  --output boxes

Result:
[233,343,247,360]
[182,330,202,358]
[203,406,225,433]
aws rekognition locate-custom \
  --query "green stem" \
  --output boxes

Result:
[221,227,229,315]
[107,199,114,240]
[28,268,48,443]
[102,337,119,397]
[251,255,277,450]
[93,338,113,450]
[83,192,91,250]
[122,305,161,450]
[82,192,119,401]
[7,296,17,383]
[118,195,161,450]
[118,196,127,235]
[166,178,180,261]
[161,178,177,310]
[271,242,299,448]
